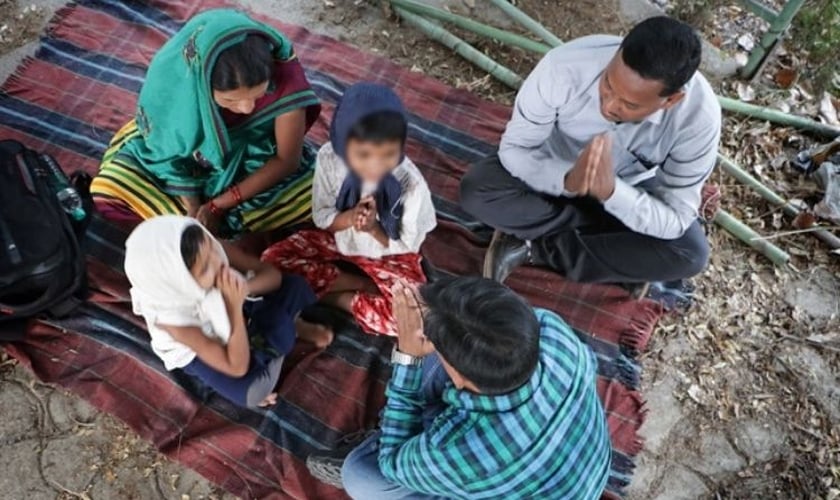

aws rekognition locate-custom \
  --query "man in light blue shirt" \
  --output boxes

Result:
[461,17,720,294]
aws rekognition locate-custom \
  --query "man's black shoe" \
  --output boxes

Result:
[482,230,531,283]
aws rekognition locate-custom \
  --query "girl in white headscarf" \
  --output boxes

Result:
[124,215,332,408]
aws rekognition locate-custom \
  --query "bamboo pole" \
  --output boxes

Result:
[717,154,840,249]
[487,0,563,47]
[740,0,807,79]
[394,7,524,89]
[390,0,551,55]
[739,0,779,22]
[718,96,840,138]
[713,209,791,266]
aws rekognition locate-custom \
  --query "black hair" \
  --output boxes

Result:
[180,224,206,271]
[620,16,701,96]
[211,35,274,91]
[419,276,540,395]
[347,111,408,145]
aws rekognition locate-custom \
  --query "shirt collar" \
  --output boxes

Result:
[443,361,543,413]
[644,109,664,125]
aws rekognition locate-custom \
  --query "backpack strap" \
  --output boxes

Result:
[47,295,82,318]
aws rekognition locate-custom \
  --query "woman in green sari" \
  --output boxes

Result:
[91,9,321,236]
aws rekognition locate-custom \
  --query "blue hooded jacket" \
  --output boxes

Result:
[331,83,406,240]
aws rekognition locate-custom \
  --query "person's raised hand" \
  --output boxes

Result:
[391,279,434,358]
[566,134,608,196]
[587,133,616,201]
[354,195,378,232]
[217,265,248,308]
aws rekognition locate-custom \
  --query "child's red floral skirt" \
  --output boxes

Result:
[261,229,426,336]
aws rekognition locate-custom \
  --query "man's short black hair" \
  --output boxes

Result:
[420,276,540,395]
[620,16,701,96]
[347,111,408,145]
[211,35,274,91]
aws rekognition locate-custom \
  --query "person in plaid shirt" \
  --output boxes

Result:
[340,276,611,499]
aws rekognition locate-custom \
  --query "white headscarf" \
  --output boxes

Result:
[124,215,231,370]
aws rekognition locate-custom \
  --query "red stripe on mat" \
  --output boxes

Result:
[3,60,139,131]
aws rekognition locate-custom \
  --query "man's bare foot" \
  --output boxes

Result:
[258,392,278,407]
[296,317,334,348]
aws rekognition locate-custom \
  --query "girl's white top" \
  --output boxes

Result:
[123,215,231,370]
[311,142,437,258]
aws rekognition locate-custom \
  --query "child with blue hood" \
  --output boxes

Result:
[263,83,436,336]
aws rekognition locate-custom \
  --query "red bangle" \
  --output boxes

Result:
[229,185,243,206]
[207,200,223,217]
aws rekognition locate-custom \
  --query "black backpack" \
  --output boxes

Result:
[0,140,87,330]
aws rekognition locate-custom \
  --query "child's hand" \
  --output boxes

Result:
[354,196,377,232]
[217,266,248,308]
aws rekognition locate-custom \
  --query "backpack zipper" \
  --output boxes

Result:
[0,213,22,265]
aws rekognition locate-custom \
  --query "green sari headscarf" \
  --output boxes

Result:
[118,9,320,229]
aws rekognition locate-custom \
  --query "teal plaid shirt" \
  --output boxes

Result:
[378,308,611,499]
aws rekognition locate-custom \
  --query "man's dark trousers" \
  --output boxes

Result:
[460,155,709,283]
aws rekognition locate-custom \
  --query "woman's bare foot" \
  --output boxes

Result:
[258,392,278,407]
[295,317,334,348]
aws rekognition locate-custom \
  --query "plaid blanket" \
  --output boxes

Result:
[0,1,662,498]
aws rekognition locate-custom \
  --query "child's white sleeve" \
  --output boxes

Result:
[312,146,341,229]
[389,180,437,254]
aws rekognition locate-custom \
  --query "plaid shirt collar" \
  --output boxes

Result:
[442,361,543,412]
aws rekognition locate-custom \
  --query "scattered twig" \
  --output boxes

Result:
[789,421,824,440]
[778,333,840,354]
[750,226,840,241]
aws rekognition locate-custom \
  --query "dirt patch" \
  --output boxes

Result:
[714,453,829,498]
[0,0,47,56]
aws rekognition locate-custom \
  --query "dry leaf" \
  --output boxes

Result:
[687,384,705,404]
[819,92,840,126]
[736,82,756,102]
[774,68,798,89]
[737,33,755,51]
[792,212,817,229]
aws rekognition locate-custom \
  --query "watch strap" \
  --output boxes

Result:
[391,347,422,367]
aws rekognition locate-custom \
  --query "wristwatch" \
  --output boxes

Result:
[391,346,423,367]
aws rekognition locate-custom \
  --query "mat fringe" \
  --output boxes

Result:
[0,55,38,90]
[618,299,663,354]
[47,2,79,35]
